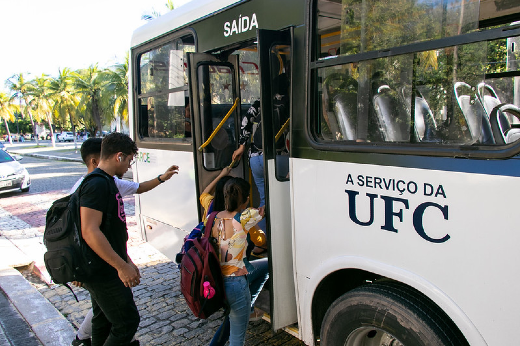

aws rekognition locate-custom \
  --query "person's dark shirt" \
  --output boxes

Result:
[80,168,128,280]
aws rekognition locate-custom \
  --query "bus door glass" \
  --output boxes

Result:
[187,53,244,211]
[257,28,297,331]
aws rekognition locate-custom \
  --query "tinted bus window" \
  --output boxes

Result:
[137,35,195,140]
[313,0,520,148]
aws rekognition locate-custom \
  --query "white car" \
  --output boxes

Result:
[58,132,75,142]
[0,151,30,194]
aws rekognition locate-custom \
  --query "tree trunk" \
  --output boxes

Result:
[47,112,56,147]
[27,109,40,146]
[4,119,12,145]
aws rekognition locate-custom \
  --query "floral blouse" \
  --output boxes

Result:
[214,208,262,276]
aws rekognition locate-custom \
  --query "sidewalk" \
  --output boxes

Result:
[5,141,83,163]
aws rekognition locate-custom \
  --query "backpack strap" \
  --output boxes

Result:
[204,211,219,239]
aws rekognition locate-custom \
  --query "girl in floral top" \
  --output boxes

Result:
[210,178,263,345]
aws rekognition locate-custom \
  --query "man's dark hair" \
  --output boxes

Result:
[100,133,138,160]
[80,138,102,163]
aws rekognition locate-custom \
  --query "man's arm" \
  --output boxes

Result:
[80,206,140,287]
[136,164,179,194]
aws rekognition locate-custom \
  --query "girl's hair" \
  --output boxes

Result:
[223,178,250,212]
[213,176,233,212]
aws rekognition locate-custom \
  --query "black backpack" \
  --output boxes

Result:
[180,211,228,319]
[43,172,112,286]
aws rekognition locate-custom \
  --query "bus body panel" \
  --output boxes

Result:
[292,157,520,345]
[265,159,298,330]
[133,148,198,258]
[130,0,242,48]
[296,255,487,346]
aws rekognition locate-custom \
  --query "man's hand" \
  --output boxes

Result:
[159,165,179,182]
[232,145,245,162]
[117,262,141,288]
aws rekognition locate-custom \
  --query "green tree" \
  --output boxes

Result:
[30,74,57,146]
[142,0,174,20]
[6,73,40,145]
[73,65,111,136]
[106,53,129,132]
[49,68,79,140]
[0,92,17,144]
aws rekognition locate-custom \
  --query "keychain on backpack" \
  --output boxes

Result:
[203,281,216,299]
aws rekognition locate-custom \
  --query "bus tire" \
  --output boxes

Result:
[320,281,467,346]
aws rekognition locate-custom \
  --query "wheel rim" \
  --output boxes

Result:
[345,327,404,346]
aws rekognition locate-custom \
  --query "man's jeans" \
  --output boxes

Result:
[250,154,266,232]
[84,276,140,346]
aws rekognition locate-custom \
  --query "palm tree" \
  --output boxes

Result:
[106,53,129,132]
[30,74,57,147]
[73,65,110,137]
[49,68,79,146]
[142,0,174,20]
[6,73,40,145]
[0,92,17,144]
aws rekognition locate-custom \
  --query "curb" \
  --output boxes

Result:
[0,267,76,346]
[10,152,83,163]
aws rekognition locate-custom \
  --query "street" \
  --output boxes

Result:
[0,154,304,346]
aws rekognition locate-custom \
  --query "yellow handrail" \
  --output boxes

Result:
[198,97,239,151]
[275,118,290,142]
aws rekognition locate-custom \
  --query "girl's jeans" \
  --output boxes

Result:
[211,258,269,346]
[222,275,251,346]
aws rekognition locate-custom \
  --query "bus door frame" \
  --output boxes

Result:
[257,27,298,331]
[187,52,244,220]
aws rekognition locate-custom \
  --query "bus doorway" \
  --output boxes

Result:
[187,52,245,209]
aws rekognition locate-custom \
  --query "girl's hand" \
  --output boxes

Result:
[258,206,265,217]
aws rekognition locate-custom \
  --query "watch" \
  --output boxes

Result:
[157,175,165,183]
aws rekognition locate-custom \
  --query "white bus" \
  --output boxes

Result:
[129,0,520,344]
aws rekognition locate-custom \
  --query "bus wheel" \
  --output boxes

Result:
[320,281,467,346]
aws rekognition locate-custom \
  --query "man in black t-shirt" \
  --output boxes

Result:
[80,133,140,346]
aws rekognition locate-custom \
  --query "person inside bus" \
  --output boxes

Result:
[209,177,264,346]
[232,73,290,245]
[70,137,179,346]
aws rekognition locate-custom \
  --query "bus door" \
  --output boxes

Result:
[187,53,245,215]
[257,28,298,331]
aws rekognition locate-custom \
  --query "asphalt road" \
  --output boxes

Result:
[15,156,85,195]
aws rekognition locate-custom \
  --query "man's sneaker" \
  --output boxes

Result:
[71,336,91,346]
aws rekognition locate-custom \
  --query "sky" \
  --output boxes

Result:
[0,0,191,93]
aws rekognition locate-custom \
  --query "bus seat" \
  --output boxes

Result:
[477,82,511,136]
[414,94,438,142]
[454,82,494,144]
[333,92,357,140]
[372,85,410,142]
[489,103,520,144]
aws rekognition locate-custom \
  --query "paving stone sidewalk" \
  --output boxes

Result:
[0,189,303,345]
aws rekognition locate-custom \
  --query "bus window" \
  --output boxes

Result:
[137,35,194,141]
[316,0,479,59]
[197,63,237,169]
[270,45,291,181]
[313,0,520,148]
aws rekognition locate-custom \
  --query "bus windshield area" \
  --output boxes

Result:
[314,0,520,147]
